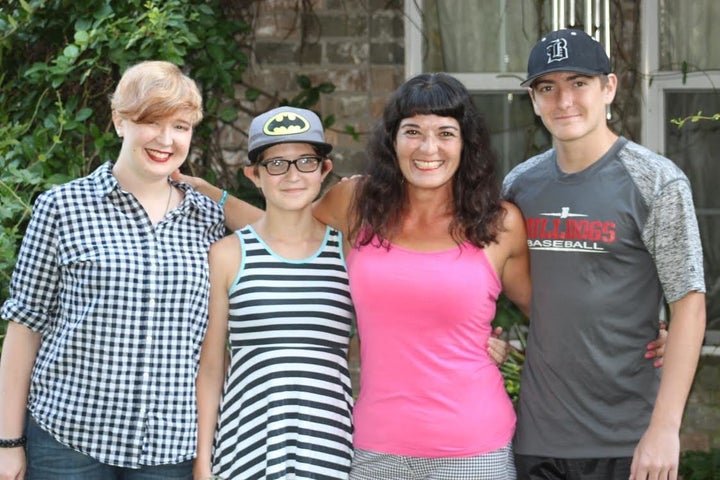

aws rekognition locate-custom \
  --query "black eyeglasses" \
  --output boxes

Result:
[259,155,323,175]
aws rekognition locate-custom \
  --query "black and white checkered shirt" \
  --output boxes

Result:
[1,162,226,468]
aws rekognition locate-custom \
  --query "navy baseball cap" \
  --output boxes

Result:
[247,106,332,161]
[521,29,611,87]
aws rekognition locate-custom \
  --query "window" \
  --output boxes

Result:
[643,0,720,337]
[405,0,553,175]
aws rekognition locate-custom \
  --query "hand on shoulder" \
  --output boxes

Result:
[171,169,212,193]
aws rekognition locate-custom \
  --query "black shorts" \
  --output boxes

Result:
[514,453,632,480]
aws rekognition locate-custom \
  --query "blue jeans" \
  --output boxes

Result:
[25,416,192,480]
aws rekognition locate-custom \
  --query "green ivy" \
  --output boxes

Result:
[679,449,720,480]
[492,294,528,402]
[0,0,241,341]
[0,0,335,346]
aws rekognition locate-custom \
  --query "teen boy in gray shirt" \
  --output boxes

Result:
[503,29,706,480]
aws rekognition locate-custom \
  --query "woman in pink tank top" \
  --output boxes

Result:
[312,73,531,480]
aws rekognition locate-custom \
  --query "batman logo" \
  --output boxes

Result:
[263,112,311,136]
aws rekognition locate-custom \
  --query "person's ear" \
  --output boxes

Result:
[528,88,541,116]
[112,113,125,138]
[243,165,261,188]
[320,158,333,181]
[603,73,618,105]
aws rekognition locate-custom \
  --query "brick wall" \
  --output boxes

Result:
[221,0,405,177]
[681,353,720,451]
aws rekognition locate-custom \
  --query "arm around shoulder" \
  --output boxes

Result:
[172,170,263,231]
[312,176,359,237]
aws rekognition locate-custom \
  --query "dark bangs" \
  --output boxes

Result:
[385,73,466,133]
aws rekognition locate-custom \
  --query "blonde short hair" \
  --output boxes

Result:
[110,61,203,125]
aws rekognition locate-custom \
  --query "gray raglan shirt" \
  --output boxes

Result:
[502,137,705,458]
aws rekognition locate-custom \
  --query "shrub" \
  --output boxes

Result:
[0,0,335,346]
[0,0,255,345]
[680,449,720,480]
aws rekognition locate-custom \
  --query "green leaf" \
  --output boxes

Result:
[19,0,33,13]
[25,62,49,80]
[304,90,319,107]
[94,3,114,20]
[63,45,81,59]
[218,107,237,123]
[74,30,90,45]
[245,88,261,101]
[296,75,311,89]
[43,114,58,129]
[197,4,214,15]
[318,82,335,94]
[75,108,93,122]
[75,18,93,31]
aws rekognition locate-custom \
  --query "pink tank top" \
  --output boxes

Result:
[346,240,515,457]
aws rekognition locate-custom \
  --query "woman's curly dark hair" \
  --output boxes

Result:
[350,72,505,249]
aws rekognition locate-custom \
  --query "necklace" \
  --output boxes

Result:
[163,182,173,217]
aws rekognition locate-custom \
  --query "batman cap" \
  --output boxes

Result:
[247,106,332,161]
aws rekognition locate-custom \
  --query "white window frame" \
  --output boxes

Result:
[642,0,720,346]
[641,0,720,152]
[404,0,528,91]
